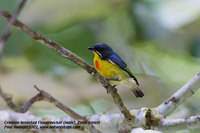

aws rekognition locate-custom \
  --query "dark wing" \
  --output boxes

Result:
[123,67,139,85]
[108,53,127,69]
[108,53,139,85]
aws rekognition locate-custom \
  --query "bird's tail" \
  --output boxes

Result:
[123,78,144,98]
[132,86,144,98]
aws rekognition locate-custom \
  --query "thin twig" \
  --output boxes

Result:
[33,85,87,121]
[0,86,101,133]
[157,72,200,116]
[0,0,27,54]
[0,85,86,120]
[0,86,40,113]
[0,8,134,121]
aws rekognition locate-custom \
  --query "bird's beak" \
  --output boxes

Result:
[88,47,95,51]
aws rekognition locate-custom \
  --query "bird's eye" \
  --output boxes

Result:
[97,46,104,51]
[94,47,101,51]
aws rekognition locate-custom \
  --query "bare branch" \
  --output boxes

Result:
[0,8,134,121]
[157,72,200,116]
[0,86,101,133]
[158,115,200,130]
[33,85,87,121]
[0,0,27,54]
[0,86,40,113]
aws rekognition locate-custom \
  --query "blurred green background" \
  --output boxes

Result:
[0,0,200,132]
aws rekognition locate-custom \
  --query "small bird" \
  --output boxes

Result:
[88,43,144,97]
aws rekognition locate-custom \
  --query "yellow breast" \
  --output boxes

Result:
[93,52,126,81]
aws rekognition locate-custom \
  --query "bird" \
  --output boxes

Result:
[88,43,144,97]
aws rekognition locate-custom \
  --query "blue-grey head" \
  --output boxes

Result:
[88,43,114,59]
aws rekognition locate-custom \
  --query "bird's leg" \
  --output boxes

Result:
[113,87,118,93]
[112,85,117,88]
[105,78,121,81]
[105,81,111,94]
[105,78,119,93]
[106,85,118,94]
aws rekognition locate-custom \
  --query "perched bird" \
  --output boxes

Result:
[88,43,144,97]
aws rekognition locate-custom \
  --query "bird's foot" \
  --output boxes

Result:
[105,78,119,94]
[105,81,111,88]
[113,87,118,93]
[106,86,118,94]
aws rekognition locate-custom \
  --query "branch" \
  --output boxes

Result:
[1,72,200,131]
[0,8,133,121]
[0,86,101,133]
[157,72,200,116]
[0,0,27,54]
[1,109,200,132]
[158,115,200,130]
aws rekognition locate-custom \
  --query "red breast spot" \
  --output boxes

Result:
[95,60,100,70]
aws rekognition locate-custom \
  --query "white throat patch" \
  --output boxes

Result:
[96,51,102,58]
